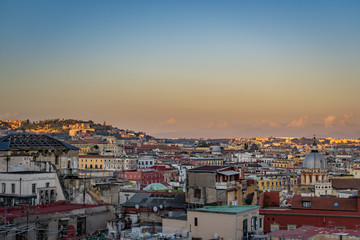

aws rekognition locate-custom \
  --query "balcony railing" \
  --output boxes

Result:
[215,181,236,190]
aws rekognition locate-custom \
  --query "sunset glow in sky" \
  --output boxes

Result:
[1,1,360,138]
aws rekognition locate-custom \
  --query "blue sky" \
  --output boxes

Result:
[1,1,360,138]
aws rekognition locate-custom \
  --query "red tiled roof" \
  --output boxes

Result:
[139,145,158,149]
[331,178,360,190]
[291,195,358,211]
[150,165,174,171]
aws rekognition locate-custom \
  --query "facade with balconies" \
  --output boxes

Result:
[186,165,244,207]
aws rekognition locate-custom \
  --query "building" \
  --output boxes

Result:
[301,138,328,186]
[138,155,155,169]
[260,193,360,233]
[187,157,225,166]
[163,205,263,240]
[186,165,244,206]
[117,169,164,189]
[67,139,124,156]
[122,192,186,224]
[150,165,178,182]
[0,171,66,206]
[0,201,114,240]
[0,134,79,176]
[78,155,105,170]
[270,159,294,168]
[103,156,138,171]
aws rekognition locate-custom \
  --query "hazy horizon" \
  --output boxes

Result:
[1,1,360,139]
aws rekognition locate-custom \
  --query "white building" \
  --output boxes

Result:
[0,171,66,206]
[138,156,155,169]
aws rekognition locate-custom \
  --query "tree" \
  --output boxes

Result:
[244,143,249,150]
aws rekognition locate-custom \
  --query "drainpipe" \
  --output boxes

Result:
[235,214,238,240]
[20,178,22,195]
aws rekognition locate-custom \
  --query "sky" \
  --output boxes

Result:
[1,1,360,138]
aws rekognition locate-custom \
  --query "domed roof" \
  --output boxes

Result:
[302,137,327,169]
[212,146,221,152]
[302,152,327,169]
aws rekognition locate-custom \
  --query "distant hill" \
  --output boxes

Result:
[0,119,153,140]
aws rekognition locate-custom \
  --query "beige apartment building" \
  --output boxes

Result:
[163,205,262,240]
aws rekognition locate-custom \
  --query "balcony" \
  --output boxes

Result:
[215,181,236,190]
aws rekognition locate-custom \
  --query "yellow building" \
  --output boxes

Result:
[78,155,105,170]
[257,178,283,191]
[270,159,294,168]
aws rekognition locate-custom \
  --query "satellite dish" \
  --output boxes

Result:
[135,204,139,209]
[159,205,163,209]
[153,206,158,212]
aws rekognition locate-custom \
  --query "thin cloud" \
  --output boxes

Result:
[287,115,309,127]
[253,120,280,128]
[324,115,336,128]
[165,118,176,125]
[339,110,355,126]
[0,112,19,119]
[205,121,229,129]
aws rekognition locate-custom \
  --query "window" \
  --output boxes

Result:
[46,182,50,188]
[194,217,198,226]
[251,216,257,231]
[302,201,311,207]
[259,218,263,229]
[11,184,15,194]
[77,217,86,236]
[287,224,297,230]
[58,219,69,239]
[194,189,201,199]
[32,184,36,194]
[243,219,248,237]
[2,183,5,193]
[270,224,280,232]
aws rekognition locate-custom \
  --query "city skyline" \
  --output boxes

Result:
[1,1,360,138]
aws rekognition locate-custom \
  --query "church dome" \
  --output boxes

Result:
[302,137,327,169]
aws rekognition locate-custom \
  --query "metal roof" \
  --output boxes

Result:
[0,134,79,151]
[123,192,185,209]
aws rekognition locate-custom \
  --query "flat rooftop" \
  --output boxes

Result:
[191,205,259,214]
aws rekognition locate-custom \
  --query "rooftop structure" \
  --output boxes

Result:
[0,134,78,151]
